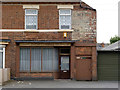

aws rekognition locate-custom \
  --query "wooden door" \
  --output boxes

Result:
[76,59,92,80]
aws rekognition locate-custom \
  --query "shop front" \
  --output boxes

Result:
[15,40,74,79]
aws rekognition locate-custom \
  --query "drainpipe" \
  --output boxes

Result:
[80,0,82,7]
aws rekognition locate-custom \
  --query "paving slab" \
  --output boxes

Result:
[1,80,118,88]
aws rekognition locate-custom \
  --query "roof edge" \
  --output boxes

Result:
[0,0,82,2]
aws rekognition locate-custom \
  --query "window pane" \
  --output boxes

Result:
[60,10,71,15]
[20,48,30,72]
[26,9,37,14]
[59,9,71,29]
[26,15,37,29]
[42,48,53,72]
[60,15,71,29]
[26,16,37,25]
[26,25,37,29]
[25,9,38,29]
[0,52,3,68]
[31,48,41,72]
[42,48,59,72]
[60,15,71,25]
[61,56,69,70]
[61,25,70,29]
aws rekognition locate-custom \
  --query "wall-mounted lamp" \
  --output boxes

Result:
[63,32,67,38]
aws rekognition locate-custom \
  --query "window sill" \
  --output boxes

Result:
[24,29,39,32]
[24,29,74,32]
[19,71,59,73]
[58,29,73,32]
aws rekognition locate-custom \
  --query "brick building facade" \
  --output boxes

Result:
[0,0,97,80]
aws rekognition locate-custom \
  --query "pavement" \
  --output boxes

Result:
[1,79,118,88]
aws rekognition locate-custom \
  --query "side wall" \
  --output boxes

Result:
[71,5,97,80]
[72,6,96,42]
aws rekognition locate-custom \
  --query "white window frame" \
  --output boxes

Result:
[0,45,6,69]
[25,9,38,30]
[59,9,72,30]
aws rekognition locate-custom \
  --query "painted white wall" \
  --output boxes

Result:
[83,0,119,43]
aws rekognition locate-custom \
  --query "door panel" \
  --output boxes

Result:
[76,59,92,80]
[60,56,70,79]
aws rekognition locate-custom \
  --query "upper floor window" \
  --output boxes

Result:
[25,9,38,29]
[59,9,71,29]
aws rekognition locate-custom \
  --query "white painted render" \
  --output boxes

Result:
[23,5,40,9]
[57,5,74,9]
[0,29,73,32]
[0,0,81,2]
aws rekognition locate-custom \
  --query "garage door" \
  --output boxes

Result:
[97,51,119,81]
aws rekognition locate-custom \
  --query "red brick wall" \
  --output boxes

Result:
[1,32,72,40]
[2,5,59,29]
[1,3,97,80]
[1,32,72,77]
[2,5,24,29]
[19,72,60,79]
[2,4,96,30]
[76,47,92,56]
[38,6,59,29]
